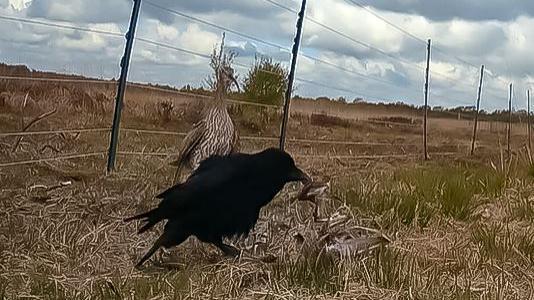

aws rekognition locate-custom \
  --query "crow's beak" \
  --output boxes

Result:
[289,167,311,183]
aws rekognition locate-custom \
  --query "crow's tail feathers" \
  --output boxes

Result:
[123,211,151,223]
[124,208,163,234]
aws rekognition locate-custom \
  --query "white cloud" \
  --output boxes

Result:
[26,0,130,23]
[178,24,219,54]
[156,22,180,42]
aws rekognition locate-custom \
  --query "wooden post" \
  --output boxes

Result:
[528,89,531,152]
[470,65,485,155]
[279,0,307,151]
[423,39,431,160]
[508,83,513,158]
[107,0,142,172]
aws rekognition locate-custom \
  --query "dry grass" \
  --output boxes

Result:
[2,71,534,299]
[3,154,534,299]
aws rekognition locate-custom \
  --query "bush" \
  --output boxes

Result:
[156,99,174,123]
[243,56,288,106]
[310,113,351,128]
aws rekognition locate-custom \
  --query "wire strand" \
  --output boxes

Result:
[119,128,424,145]
[0,152,106,167]
[116,150,457,160]
[0,128,110,137]
[264,0,502,92]
[0,15,124,37]
[341,0,511,81]
[144,1,410,89]
[0,75,282,108]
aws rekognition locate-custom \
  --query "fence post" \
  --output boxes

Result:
[528,89,531,152]
[508,83,513,158]
[106,0,142,172]
[279,0,307,151]
[423,39,431,160]
[470,65,485,155]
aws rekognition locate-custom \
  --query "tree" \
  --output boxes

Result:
[243,56,288,106]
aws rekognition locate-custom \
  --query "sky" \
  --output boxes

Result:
[1,0,533,111]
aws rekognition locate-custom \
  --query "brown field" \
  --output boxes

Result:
[1,67,534,299]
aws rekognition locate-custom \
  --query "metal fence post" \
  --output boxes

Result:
[508,83,513,158]
[423,39,431,160]
[107,0,142,172]
[528,89,531,152]
[279,0,307,151]
[470,65,485,155]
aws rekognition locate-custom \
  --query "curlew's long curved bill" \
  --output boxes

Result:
[230,74,240,92]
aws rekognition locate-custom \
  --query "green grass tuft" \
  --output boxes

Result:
[272,252,346,294]
[528,164,534,178]
[334,164,506,228]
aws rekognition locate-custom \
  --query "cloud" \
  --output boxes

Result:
[26,0,130,24]
[226,41,258,57]
[141,0,288,23]
[131,21,219,69]
[355,0,534,22]
[178,23,219,54]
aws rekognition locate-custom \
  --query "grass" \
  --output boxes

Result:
[516,228,534,266]
[471,222,514,263]
[2,143,532,299]
[2,68,534,298]
[471,221,534,267]
[334,163,506,228]
[273,252,346,294]
[527,163,534,178]
[508,194,534,221]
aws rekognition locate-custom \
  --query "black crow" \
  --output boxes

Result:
[125,147,310,267]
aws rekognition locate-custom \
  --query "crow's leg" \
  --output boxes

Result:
[136,225,188,268]
[213,240,240,257]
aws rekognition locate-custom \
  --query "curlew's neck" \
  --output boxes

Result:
[213,81,228,107]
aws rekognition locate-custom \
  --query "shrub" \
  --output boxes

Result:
[243,56,288,106]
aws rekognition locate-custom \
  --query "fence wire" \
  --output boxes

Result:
[0,0,527,170]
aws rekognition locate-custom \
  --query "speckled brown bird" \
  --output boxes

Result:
[171,35,239,183]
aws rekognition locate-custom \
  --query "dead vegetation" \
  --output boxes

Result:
[1,67,534,299]
[2,151,534,299]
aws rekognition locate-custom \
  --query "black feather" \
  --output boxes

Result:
[127,147,309,266]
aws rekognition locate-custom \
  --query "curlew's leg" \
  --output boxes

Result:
[213,240,240,257]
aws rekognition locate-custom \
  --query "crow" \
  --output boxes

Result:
[125,147,311,267]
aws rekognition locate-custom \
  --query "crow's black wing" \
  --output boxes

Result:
[157,153,245,199]
[154,153,254,215]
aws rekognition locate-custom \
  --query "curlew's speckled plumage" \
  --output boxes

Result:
[171,34,239,183]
